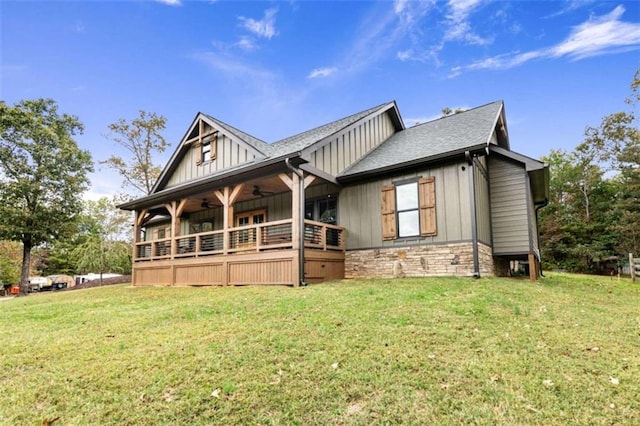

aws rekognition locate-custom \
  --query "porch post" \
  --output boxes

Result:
[214,184,245,256]
[132,210,140,286]
[166,199,187,259]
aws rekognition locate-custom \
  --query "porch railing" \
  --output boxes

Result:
[134,219,345,261]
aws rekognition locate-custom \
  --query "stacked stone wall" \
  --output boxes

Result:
[345,242,496,279]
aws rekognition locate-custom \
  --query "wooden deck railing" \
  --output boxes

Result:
[134,219,345,261]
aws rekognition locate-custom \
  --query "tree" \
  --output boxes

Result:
[0,99,93,295]
[101,110,169,196]
[71,197,132,283]
[0,241,21,286]
[441,107,466,117]
[578,69,640,255]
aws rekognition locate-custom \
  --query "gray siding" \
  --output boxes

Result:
[166,133,258,188]
[307,111,396,176]
[474,156,492,246]
[489,157,531,255]
[338,160,472,250]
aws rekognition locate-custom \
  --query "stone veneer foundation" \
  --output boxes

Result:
[345,242,495,279]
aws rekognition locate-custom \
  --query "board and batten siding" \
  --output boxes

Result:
[307,111,396,176]
[474,156,492,246]
[489,156,531,255]
[338,160,472,250]
[166,133,258,189]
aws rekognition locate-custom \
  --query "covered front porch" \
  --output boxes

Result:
[127,165,346,287]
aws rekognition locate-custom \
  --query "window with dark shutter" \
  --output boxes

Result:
[381,184,396,240]
[381,177,437,240]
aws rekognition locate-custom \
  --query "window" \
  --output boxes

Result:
[195,135,217,166]
[305,196,337,225]
[381,177,436,240]
[396,182,419,237]
[202,140,211,163]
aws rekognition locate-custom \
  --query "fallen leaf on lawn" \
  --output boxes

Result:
[525,404,540,413]
[331,362,339,369]
[162,388,176,402]
[346,403,362,415]
[609,376,619,385]
[610,403,616,409]
[428,354,436,359]
[586,346,600,352]
[543,379,554,387]
[211,388,221,399]
[139,393,147,403]
[489,375,500,383]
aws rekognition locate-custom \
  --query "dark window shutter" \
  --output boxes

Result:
[210,137,217,161]
[381,184,396,240]
[195,141,203,166]
[419,177,437,236]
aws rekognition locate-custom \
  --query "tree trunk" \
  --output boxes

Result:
[19,239,32,296]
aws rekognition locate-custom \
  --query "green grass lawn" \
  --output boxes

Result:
[0,274,638,425]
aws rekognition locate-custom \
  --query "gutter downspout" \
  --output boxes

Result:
[535,200,549,278]
[465,151,481,278]
[285,158,307,287]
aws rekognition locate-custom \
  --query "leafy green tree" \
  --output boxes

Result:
[579,69,640,256]
[0,241,22,286]
[0,99,93,295]
[539,150,619,272]
[72,197,132,283]
[101,110,169,196]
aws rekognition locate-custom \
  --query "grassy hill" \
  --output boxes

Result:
[0,274,638,424]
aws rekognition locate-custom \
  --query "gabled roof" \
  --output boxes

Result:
[202,113,271,155]
[268,101,402,158]
[150,102,402,194]
[152,113,270,193]
[339,101,505,180]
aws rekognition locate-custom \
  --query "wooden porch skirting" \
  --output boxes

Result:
[132,249,345,287]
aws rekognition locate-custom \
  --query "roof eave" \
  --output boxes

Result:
[337,144,487,184]
[118,154,306,211]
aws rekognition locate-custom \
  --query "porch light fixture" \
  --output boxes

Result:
[201,199,210,209]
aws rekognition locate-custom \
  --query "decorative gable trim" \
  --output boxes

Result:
[151,113,268,194]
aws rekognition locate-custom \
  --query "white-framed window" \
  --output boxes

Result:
[396,182,420,237]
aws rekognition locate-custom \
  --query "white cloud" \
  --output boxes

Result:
[239,8,278,39]
[235,36,258,51]
[450,5,640,77]
[307,67,337,79]
[397,49,413,61]
[550,5,640,59]
[156,0,182,6]
[444,0,492,45]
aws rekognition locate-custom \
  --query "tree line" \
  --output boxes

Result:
[539,70,639,273]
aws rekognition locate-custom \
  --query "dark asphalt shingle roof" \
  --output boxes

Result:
[203,113,271,155]
[267,102,393,158]
[339,101,503,177]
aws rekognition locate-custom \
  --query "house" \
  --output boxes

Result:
[118,100,549,286]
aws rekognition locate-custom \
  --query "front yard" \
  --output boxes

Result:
[0,274,638,424]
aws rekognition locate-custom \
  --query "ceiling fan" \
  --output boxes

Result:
[252,185,274,197]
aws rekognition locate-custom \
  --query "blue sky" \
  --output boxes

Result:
[2,0,639,199]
